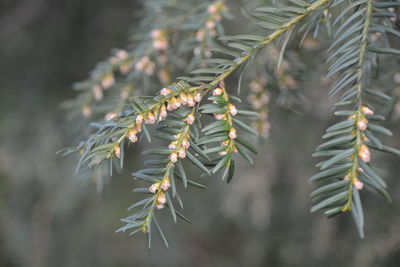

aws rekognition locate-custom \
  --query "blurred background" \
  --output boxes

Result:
[1,0,400,266]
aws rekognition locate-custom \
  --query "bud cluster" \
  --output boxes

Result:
[160,88,202,111]
[348,106,374,164]
[135,56,156,76]
[248,78,271,138]
[342,106,376,192]
[194,1,227,58]
[151,29,169,51]
[109,49,133,75]
[146,112,195,210]
[168,124,192,163]
[211,84,239,155]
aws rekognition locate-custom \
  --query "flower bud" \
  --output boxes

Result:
[194,93,202,102]
[353,179,364,190]
[160,105,167,119]
[92,85,103,101]
[214,113,225,120]
[357,119,368,131]
[180,93,188,105]
[105,112,117,121]
[101,73,115,89]
[213,88,223,96]
[151,29,162,39]
[185,114,195,125]
[116,49,129,60]
[361,106,374,115]
[178,147,186,158]
[161,177,171,191]
[145,112,156,124]
[170,152,178,163]
[82,105,92,118]
[182,138,190,149]
[128,129,138,143]
[149,183,160,193]
[206,20,216,30]
[136,114,144,125]
[168,141,178,150]
[114,144,121,158]
[157,193,167,205]
[187,95,195,107]
[160,87,172,96]
[229,128,237,139]
[228,104,238,116]
[358,144,371,162]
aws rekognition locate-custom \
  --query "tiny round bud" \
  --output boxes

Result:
[357,119,368,131]
[214,113,225,120]
[361,106,374,115]
[160,88,172,96]
[151,29,162,39]
[206,20,216,30]
[178,147,186,159]
[187,95,195,107]
[101,73,115,89]
[354,179,364,190]
[136,114,144,125]
[82,105,92,118]
[185,114,195,125]
[213,88,223,96]
[228,104,238,116]
[116,49,129,60]
[161,177,171,191]
[128,129,138,143]
[194,93,202,102]
[229,128,237,139]
[219,151,228,156]
[207,4,218,14]
[149,183,160,193]
[358,144,371,163]
[169,141,178,150]
[105,112,117,121]
[180,93,188,105]
[145,112,156,124]
[170,152,178,163]
[114,144,121,158]
[182,139,190,149]
[157,193,167,205]
[92,85,103,101]
[160,105,167,119]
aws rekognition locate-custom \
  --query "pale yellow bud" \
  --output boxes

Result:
[170,152,178,163]
[157,192,167,205]
[229,128,237,139]
[361,106,374,115]
[357,119,368,131]
[149,183,160,193]
[114,144,121,158]
[213,88,223,96]
[358,145,371,162]
[82,105,92,118]
[229,104,238,116]
[353,179,364,190]
[136,114,144,125]
[178,147,186,159]
[92,85,103,101]
[105,112,117,121]
[185,114,195,125]
[161,177,171,191]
